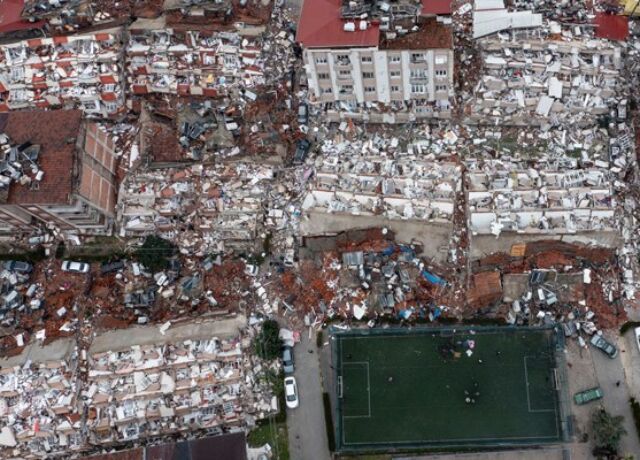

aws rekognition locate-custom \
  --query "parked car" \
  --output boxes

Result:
[293,139,311,165]
[634,327,640,352]
[297,103,308,125]
[61,260,90,274]
[3,260,33,274]
[590,334,618,358]
[100,260,125,275]
[282,346,295,374]
[574,387,603,405]
[284,376,299,409]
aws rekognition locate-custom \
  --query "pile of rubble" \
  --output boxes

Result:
[127,22,264,98]
[0,135,42,192]
[467,30,624,126]
[0,319,278,458]
[0,28,124,116]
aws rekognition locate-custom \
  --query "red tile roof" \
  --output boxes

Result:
[594,13,629,41]
[296,0,380,48]
[0,110,83,205]
[0,0,45,34]
[421,0,452,15]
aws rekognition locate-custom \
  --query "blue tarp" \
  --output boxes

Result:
[421,270,446,286]
[381,245,395,256]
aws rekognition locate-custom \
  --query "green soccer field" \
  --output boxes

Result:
[333,327,565,451]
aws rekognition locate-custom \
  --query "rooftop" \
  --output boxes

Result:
[1,110,82,205]
[0,0,45,34]
[421,0,452,15]
[296,0,380,48]
[380,17,453,50]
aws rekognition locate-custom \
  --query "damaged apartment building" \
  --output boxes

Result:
[127,17,263,99]
[118,162,276,253]
[0,320,276,458]
[297,0,454,122]
[466,156,620,257]
[467,29,624,126]
[301,137,461,261]
[0,111,118,236]
[0,28,124,116]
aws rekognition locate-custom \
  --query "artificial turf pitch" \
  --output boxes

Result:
[334,328,562,450]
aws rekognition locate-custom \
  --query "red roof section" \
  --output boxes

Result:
[421,0,452,15]
[296,0,380,48]
[0,110,83,205]
[594,13,629,41]
[0,0,45,34]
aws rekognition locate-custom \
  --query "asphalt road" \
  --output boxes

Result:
[287,331,331,460]
[591,333,640,456]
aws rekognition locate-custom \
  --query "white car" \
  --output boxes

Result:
[634,327,640,352]
[61,260,90,274]
[284,376,299,409]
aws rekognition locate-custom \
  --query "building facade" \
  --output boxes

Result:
[0,111,118,235]
[297,0,454,121]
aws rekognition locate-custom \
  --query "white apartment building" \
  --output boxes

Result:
[297,0,454,121]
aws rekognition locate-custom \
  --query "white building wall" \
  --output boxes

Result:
[303,50,320,98]
[400,51,411,100]
[350,49,365,103]
[426,50,435,100]
[373,51,390,103]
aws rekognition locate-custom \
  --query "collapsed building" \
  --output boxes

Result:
[118,162,277,253]
[0,318,276,458]
[0,28,125,117]
[0,111,118,236]
[466,158,620,256]
[297,0,455,122]
[467,31,624,126]
[126,17,264,99]
[300,137,461,262]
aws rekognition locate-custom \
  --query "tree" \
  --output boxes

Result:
[134,236,175,273]
[592,408,627,455]
[254,320,282,360]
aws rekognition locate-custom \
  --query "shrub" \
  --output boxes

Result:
[620,321,640,335]
[254,320,282,360]
[323,392,336,452]
[630,398,640,441]
[591,408,626,454]
[134,236,175,273]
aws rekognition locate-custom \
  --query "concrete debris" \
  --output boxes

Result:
[0,28,124,116]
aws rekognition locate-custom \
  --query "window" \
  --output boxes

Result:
[336,54,350,64]
[388,54,401,63]
[317,73,330,80]
[410,69,426,78]
[435,55,448,65]
[321,87,332,94]
[362,71,374,79]
[390,70,401,78]
[361,56,372,63]
[364,86,376,93]
[436,85,448,91]
[10,66,24,82]
[339,85,353,93]
[391,85,400,92]
[411,53,425,62]
[339,70,351,77]
[435,70,447,76]
[315,56,328,64]
[104,101,118,113]
[411,84,426,94]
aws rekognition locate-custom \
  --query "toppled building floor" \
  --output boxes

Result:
[0,316,277,458]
